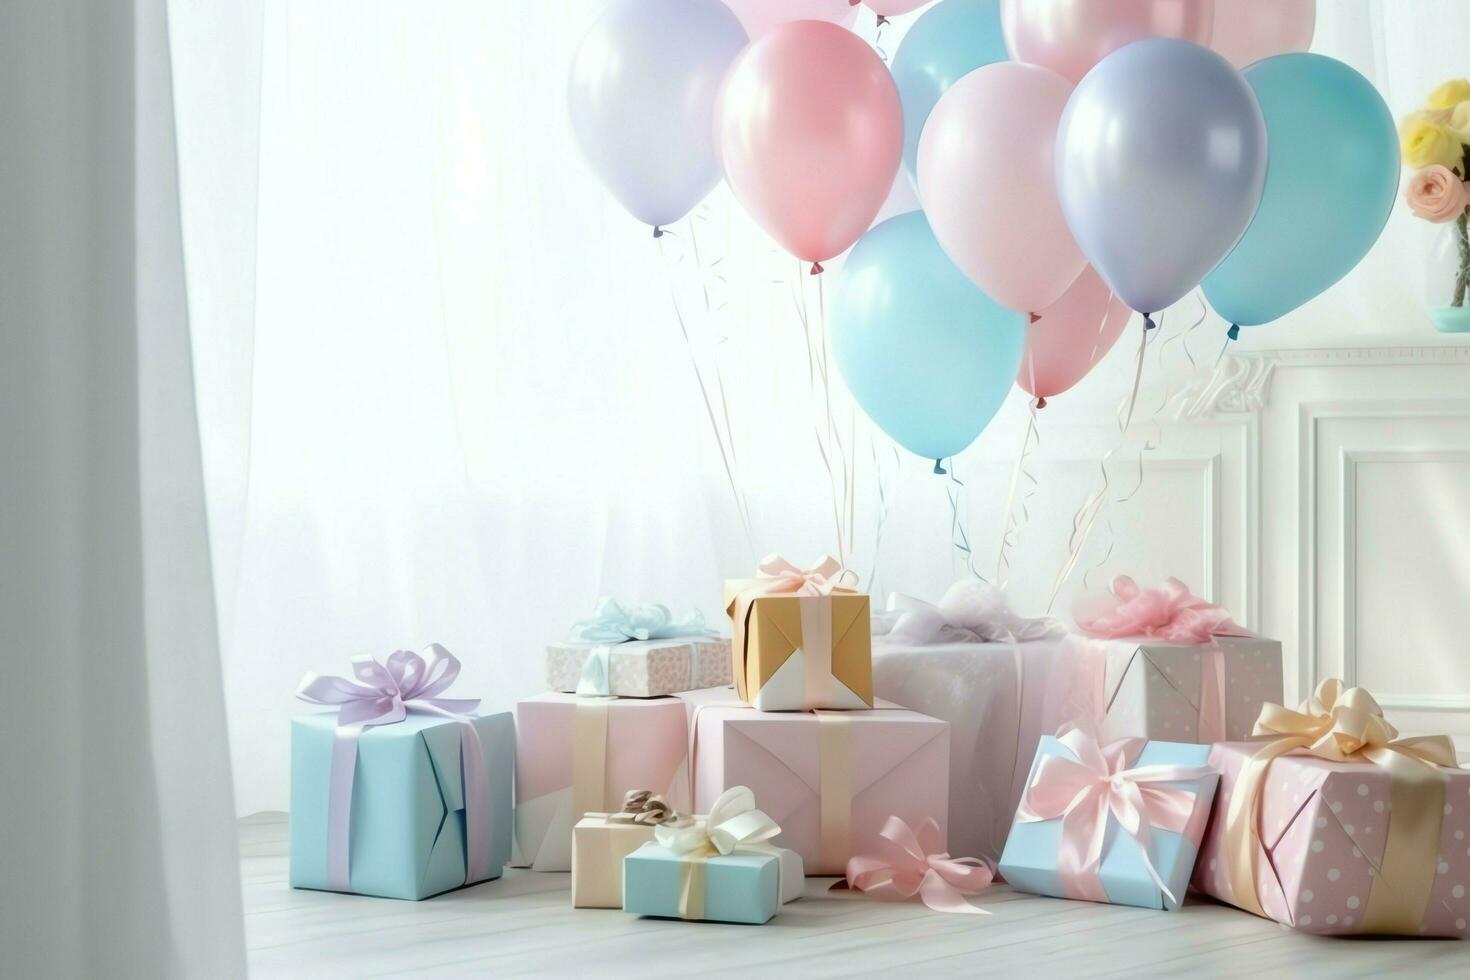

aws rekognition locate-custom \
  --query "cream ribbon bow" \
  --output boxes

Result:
[1222,679,1457,931]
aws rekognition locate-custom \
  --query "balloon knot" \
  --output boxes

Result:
[1029,312,1040,324]
[875,14,889,26]
[1227,323,1240,341]
[652,226,664,239]
[810,261,824,276]
[1143,313,1157,331]
[1035,396,1047,409]
[933,459,947,476]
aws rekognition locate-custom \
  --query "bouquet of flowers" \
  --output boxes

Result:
[1400,79,1470,312]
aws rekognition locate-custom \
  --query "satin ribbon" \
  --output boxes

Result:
[843,816,993,915]
[606,789,687,828]
[878,580,1064,646]
[1221,679,1457,932]
[570,598,717,697]
[727,554,859,704]
[749,554,856,597]
[655,786,785,920]
[1017,727,1212,905]
[571,699,611,831]
[296,645,491,892]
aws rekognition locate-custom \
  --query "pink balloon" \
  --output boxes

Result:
[717,21,903,269]
[722,0,858,38]
[1210,0,1313,68]
[1001,0,1215,84]
[864,1,932,15]
[1016,265,1132,403]
[917,62,1084,314]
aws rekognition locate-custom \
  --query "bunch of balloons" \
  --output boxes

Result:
[568,0,1398,466]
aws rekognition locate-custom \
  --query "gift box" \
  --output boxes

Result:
[571,791,682,909]
[547,598,731,698]
[1191,680,1468,937]
[291,647,514,900]
[724,555,872,711]
[1065,576,1282,744]
[681,686,948,875]
[622,787,805,924]
[513,693,690,872]
[999,730,1218,910]
[871,581,1070,864]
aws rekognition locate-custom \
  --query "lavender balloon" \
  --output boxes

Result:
[569,0,748,232]
[1055,39,1267,316]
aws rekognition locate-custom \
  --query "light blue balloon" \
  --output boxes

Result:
[833,212,1025,465]
[891,0,1008,180]
[1204,54,1399,331]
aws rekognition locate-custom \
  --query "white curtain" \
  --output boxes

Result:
[182,0,1470,817]
[0,1,244,977]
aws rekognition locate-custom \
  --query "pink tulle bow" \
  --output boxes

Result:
[1017,728,1210,905]
[843,816,994,915]
[1073,575,1248,644]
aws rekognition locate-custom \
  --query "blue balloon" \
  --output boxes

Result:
[1203,54,1398,331]
[833,212,1025,464]
[891,0,1008,180]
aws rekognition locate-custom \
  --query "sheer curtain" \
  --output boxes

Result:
[1,1,243,976]
[182,1,1469,817]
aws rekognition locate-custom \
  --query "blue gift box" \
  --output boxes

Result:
[623,842,803,924]
[997,735,1217,910]
[290,710,514,900]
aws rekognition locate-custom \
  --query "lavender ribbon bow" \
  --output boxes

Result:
[297,645,492,892]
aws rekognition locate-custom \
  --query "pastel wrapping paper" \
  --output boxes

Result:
[546,637,730,698]
[680,686,949,875]
[999,734,1217,910]
[725,555,873,711]
[623,842,804,924]
[571,815,660,909]
[290,710,514,900]
[513,694,690,872]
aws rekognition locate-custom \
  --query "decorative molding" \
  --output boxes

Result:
[1166,353,1273,420]
[1242,344,1470,367]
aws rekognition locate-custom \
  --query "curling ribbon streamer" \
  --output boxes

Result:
[1016,727,1212,905]
[842,816,994,915]
[1221,680,1457,933]
[296,645,491,892]
[654,786,785,920]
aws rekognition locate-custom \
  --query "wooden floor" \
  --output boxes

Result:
[241,813,1467,977]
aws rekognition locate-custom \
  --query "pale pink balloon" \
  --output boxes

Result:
[722,0,858,38]
[1001,0,1215,84]
[864,1,932,16]
[1210,0,1313,68]
[917,62,1084,313]
[1017,265,1132,404]
[717,21,903,269]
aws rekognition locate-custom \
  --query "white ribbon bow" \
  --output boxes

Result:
[655,786,781,857]
[877,580,1064,645]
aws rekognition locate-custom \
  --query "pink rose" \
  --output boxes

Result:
[1406,165,1470,222]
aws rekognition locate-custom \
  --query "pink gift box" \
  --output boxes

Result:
[513,693,690,872]
[681,686,949,875]
[1192,742,1470,937]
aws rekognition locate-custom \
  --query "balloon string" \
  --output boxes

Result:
[995,399,1040,590]
[945,460,982,580]
[1045,314,1152,612]
[794,258,850,566]
[657,222,756,559]
[874,13,890,63]
[1147,291,1207,421]
[865,439,901,594]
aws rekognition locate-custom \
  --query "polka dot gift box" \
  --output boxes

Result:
[547,597,731,698]
[1192,680,1468,938]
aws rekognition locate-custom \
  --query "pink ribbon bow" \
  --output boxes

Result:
[296,645,491,892]
[755,553,854,597]
[1017,728,1211,906]
[1073,575,1247,645]
[843,816,994,915]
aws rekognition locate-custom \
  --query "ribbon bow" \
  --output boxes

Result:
[1073,575,1246,645]
[843,816,993,915]
[1018,727,1211,906]
[570,597,715,644]
[608,789,688,828]
[754,554,854,597]
[1221,679,1457,928]
[296,644,480,725]
[879,580,1064,645]
[655,785,781,857]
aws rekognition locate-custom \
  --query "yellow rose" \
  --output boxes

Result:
[1401,112,1467,171]
[1451,101,1470,134]
[1428,79,1470,109]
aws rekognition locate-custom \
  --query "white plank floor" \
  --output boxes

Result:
[242,813,1467,977]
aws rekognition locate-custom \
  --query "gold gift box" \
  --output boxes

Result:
[724,585,873,711]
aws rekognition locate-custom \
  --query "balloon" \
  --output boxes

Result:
[832,212,1026,463]
[717,21,903,270]
[918,62,1084,313]
[1055,38,1266,315]
[1210,0,1314,68]
[1017,266,1132,404]
[568,0,748,231]
[1001,0,1214,84]
[891,0,1009,178]
[1203,54,1397,331]
[722,0,857,38]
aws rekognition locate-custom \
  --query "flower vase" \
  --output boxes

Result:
[1426,212,1470,332]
